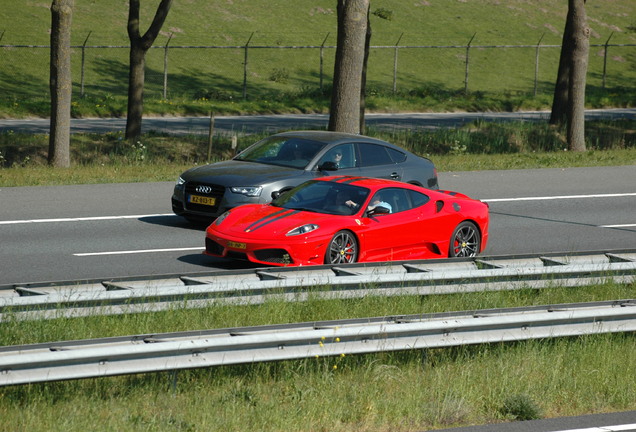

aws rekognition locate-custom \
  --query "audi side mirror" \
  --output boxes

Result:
[318,161,338,171]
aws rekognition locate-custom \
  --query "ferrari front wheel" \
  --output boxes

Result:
[325,230,358,264]
[449,221,481,258]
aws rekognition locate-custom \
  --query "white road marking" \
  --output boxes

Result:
[1,193,634,225]
[549,424,636,432]
[1,193,632,258]
[74,247,204,257]
[0,213,175,225]
[483,192,636,202]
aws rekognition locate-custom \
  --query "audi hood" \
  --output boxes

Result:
[181,160,308,186]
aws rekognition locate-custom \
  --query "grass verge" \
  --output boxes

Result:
[1,119,635,187]
[0,281,634,431]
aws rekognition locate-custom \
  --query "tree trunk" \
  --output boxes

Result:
[549,11,573,126]
[359,8,372,135]
[48,0,74,168]
[566,0,589,152]
[328,0,370,134]
[126,43,146,140]
[125,0,173,141]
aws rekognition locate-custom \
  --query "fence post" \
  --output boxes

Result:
[319,33,329,92]
[207,112,214,163]
[231,134,238,156]
[464,33,476,94]
[602,32,613,89]
[243,32,254,100]
[393,33,403,94]
[80,31,92,97]
[534,33,544,97]
[163,33,173,100]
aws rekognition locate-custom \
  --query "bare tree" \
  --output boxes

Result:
[48,0,74,168]
[550,0,590,151]
[566,0,589,151]
[549,11,572,126]
[125,0,173,141]
[359,7,372,135]
[360,7,393,134]
[328,0,370,134]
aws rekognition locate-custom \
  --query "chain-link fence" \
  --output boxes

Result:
[2,35,635,103]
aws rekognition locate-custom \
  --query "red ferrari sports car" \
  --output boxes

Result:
[204,176,489,266]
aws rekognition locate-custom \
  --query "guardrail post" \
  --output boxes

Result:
[534,33,544,97]
[243,32,254,100]
[319,33,329,92]
[464,33,476,94]
[393,33,403,94]
[602,32,613,89]
[80,31,91,97]
[163,33,173,100]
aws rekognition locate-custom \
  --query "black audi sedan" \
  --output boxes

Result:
[172,130,438,222]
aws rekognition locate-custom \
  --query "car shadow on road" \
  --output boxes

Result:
[177,252,262,271]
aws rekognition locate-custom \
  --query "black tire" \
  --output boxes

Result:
[449,221,481,257]
[325,230,358,264]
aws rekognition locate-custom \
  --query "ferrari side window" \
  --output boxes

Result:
[368,187,412,214]
[407,190,430,208]
[392,189,411,213]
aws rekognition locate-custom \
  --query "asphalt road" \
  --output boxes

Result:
[1,112,635,431]
[1,108,635,135]
[435,410,636,432]
[1,165,634,286]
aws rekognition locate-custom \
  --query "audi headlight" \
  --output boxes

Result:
[175,177,186,188]
[230,186,262,197]
[286,224,319,236]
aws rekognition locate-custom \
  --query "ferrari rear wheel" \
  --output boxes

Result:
[449,221,481,257]
[325,230,358,264]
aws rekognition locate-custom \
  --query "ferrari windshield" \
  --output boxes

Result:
[234,136,326,169]
[272,180,370,216]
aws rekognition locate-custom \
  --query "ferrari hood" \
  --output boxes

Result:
[184,160,303,185]
[217,205,342,238]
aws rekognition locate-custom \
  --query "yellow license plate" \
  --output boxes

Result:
[189,194,216,206]
[227,241,247,250]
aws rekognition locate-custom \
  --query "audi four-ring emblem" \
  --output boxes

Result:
[195,185,214,194]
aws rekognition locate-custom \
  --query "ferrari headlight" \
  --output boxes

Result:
[231,186,262,197]
[286,224,319,236]
[214,211,230,225]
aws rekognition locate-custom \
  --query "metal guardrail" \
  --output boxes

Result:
[1,299,635,386]
[1,250,635,321]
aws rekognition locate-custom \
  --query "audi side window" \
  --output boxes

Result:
[318,143,355,169]
[357,143,391,167]
[387,147,407,163]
